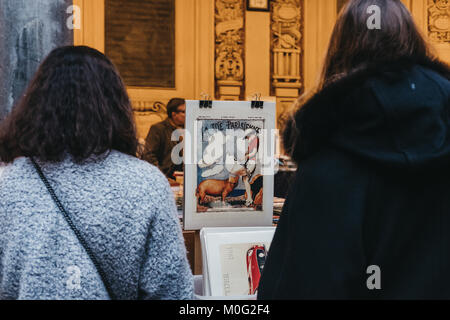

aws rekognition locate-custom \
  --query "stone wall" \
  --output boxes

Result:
[0,0,73,119]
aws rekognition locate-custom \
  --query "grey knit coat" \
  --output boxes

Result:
[0,151,194,300]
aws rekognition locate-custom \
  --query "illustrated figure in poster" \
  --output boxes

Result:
[226,132,262,207]
[196,175,240,204]
[195,120,264,212]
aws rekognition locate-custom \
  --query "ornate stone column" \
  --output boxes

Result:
[215,0,245,100]
[0,0,73,119]
[271,0,303,128]
[428,0,450,44]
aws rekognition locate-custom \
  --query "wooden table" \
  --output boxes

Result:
[182,230,203,275]
[179,202,284,275]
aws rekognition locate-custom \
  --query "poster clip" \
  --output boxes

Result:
[200,93,212,109]
[251,93,263,109]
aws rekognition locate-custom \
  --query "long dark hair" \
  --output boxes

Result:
[0,46,139,163]
[283,0,450,162]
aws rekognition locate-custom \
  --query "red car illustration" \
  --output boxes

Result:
[246,245,267,295]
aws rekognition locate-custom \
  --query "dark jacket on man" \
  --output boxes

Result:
[258,58,450,299]
[142,118,181,180]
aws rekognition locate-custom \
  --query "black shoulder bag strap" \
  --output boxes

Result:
[31,158,116,300]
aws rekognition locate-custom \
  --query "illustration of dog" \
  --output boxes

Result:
[196,175,240,205]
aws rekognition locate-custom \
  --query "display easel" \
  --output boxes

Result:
[181,96,277,298]
[182,230,203,275]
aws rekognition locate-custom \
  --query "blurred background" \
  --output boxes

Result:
[1,0,448,142]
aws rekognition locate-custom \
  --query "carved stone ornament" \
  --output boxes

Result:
[428,0,450,43]
[271,0,303,90]
[215,0,245,82]
[132,100,166,113]
[272,0,302,50]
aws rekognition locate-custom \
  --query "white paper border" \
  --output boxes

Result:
[183,100,276,230]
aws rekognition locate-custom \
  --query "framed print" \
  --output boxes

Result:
[105,0,176,87]
[247,0,270,12]
[183,100,276,230]
[200,227,276,297]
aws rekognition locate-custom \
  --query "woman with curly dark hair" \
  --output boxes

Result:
[259,0,450,299]
[0,46,193,300]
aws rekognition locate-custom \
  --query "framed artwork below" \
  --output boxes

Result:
[200,227,276,297]
[247,0,270,12]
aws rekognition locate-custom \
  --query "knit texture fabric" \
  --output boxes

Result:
[0,150,193,300]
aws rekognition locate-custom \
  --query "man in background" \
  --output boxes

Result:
[142,98,185,185]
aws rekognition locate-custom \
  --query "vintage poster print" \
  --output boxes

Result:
[220,242,270,296]
[195,119,264,213]
[184,100,275,230]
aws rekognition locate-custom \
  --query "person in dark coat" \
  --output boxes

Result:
[142,98,185,184]
[258,0,450,300]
